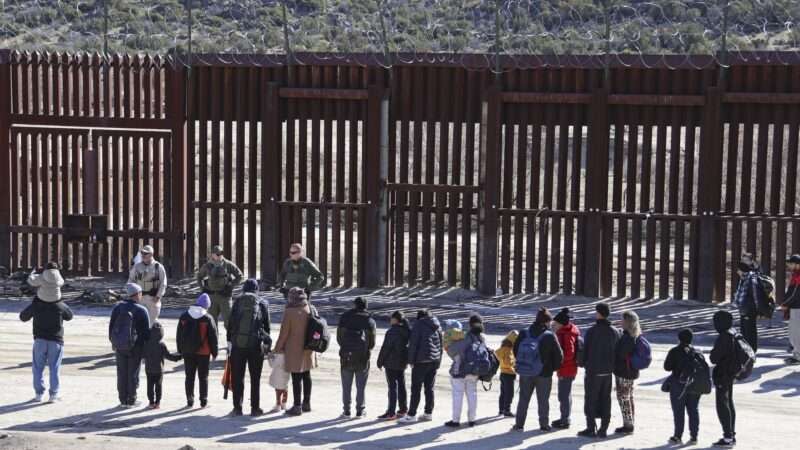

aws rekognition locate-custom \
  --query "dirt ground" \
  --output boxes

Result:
[1,296,798,450]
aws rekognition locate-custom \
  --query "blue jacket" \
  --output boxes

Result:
[109,299,151,349]
[408,315,443,365]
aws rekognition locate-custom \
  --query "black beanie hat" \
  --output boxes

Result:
[469,314,483,326]
[354,297,367,310]
[554,308,571,325]
[391,311,405,322]
[678,328,694,345]
[595,302,610,318]
[535,307,553,325]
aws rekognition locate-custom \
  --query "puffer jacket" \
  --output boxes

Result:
[556,322,580,378]
[27,269,65,303]
[496,330,518,375]
[408,315,443,365]
[143,323,181,374]
[613,330,641,380]
[377,319,410,371]
[710,310,738,386]
[580,319,621,376]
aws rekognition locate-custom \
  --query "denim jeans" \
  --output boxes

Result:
[32,339,64,396]
[341,367,369,412]
[557,376,575,423]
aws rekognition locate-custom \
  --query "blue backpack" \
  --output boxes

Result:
[515,330,549,377]
[461,335,492,377]
[630,335,652,370]
[110,305,137,353]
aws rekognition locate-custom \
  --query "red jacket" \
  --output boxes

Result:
[556,322,580,378]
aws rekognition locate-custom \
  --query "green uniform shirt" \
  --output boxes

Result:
[196,257,243,293]
[278,257,325,291]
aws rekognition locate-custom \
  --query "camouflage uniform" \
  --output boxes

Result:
[277,256,325,298]
[196,257,243,326]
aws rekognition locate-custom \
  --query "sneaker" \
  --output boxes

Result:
[285,405,303,416]
[230,408,243,416]
[340,410,352,419]
[540,424,552,432]
[200,400,208,408]
[399,415,418,423]
[269,404,283,413]
[186,400,194,408]
[785,357,800,365]
[510,425,524,432]
[577,429,597,438]
[503,411,515,418]
[33,393,44,403]
[147,403,157,410]
[301,402,311,413]
[356,409,366,419]
[152,403,160,410]
[669,436,682,444]
[444,421,460,427]
[396,409,408,418]
[124,401,141,409]
[377,412,396,420]
[251,408,264,417]
[597,429,608,438]
[713,437,734,447]
[419,413,433,422]
[47,395,61,403]
[688,437,698,445]
[615,426,634,435]
[468,422,476,427]
[551,419,570,429]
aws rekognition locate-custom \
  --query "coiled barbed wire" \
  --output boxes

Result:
[1,1,799,70]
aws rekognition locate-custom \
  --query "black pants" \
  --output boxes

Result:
[184,354,210,404]
[715,382,736,439]
[291,371,312,407]
[231,346,264,410]
[740,315,758,353]
[499,373,516,413]
[146,372,163,404]
[385,368,407,414]
[408,362,438,416]
[115,350,142,405]
[669,381,700,440]
[584,374,613,431]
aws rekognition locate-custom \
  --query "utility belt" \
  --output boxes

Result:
[203,285,233,296]
[143,288,160,297]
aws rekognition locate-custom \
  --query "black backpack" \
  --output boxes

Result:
[232,296,268,350]
[305,307,330,353]
[480,349,501,391]
[178,316,202,354]
[340,327,369,371]
[110,305,137,353]
[755,274,776,318]
[733,334,756,381]
[679,349,712,396]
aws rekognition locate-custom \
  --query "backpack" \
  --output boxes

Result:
[733,334,756,381]
[461,335,493,377]
[679,349,712,397]
[178,317,202,354]
[480,349,501,385]
[232,297,265,349]
[515,330,547,377]
[755,274,776,318]
[110,305,137,353]
[305,307,330,353]
[339,326,369,371]
[630,335,653,370]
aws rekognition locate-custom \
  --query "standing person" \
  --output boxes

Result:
[177,293,219,408]
[226,279,271,416]
[511,308,563,432]
[128,245,167,327]
[664,329,705,445]
[19,262,72,403]
[613,310,643,435]
[552,308,580,429]
[444,314,487,427]
[109,283,151,408]
[400,309,443,423]
[274,287,317,416]
[338,297,377,418]
[277,243,325,299]
[734,262,760,353]
[578,303,621,438]
[710,310,742,447]
[495,330,518,418]
[268,352,290,413]
[781,254,800,365]
[377,311,410,420]
[196,245,243,329]
[142,321,181,409]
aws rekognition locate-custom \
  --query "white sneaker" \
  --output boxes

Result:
[400,415,418,423]
[269,405,282,413]
[419,413,433,422]
[48,395,61,403]
[33,393,44,402]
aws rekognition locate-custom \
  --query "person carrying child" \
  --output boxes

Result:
[142,321,181,409]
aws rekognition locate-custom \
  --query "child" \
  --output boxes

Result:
[142,321,181,409]
[268,352,290,412]
[495,330,518,417]
[443,319,464,350]
[177,294,219,408]
[376,311,411,419]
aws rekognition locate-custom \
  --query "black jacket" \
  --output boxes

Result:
[408,315,443,365]
[580,319,621,376]
[377,319,410,371]
[337,308,377,355]
[613,331,641,380]
[226,293,271,349]
[109,299,151,350]
[664,343,694,379]
[513,324,563,378]
[177,307,220,358]
[710,310,738,386]
[19,298,73,343]
[142,324,181,374]
[783,275,800,309]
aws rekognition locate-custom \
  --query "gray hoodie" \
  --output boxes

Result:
[28,269,65,303]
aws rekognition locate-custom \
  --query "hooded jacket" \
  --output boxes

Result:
[447,329,485,378]
[27,269,65,303]
[408,315,443,365]
[377,318,411,371]
[513,323,564,378]
[664,342,695,379]
[782,271,800,309]
[555,322,580,378]
[143,323,181,374]
[613,330,641,380]
[710,310,738,385]
[19,297,73,343]
[496,330,518,375]
[580,318,621,376]
[226,293,271,350]
[177,305,219,358]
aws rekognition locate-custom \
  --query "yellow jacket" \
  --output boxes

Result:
[496,330,518,375]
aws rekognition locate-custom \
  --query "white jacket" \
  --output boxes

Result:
[268,352,290,390]
[28,269,65,303]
